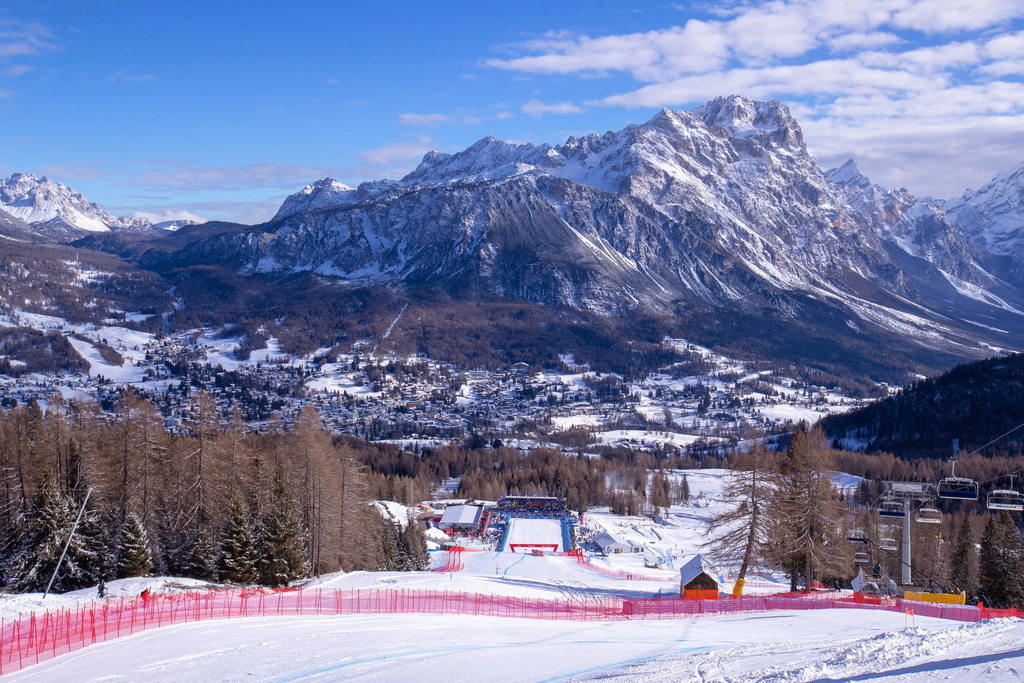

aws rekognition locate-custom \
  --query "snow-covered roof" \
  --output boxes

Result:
[439,504,482,527]
[593,531,631,551]
[678,554,719,587]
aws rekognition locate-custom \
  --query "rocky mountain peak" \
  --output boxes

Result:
[403,136,555,185]
[944,160,1024,257]
[273,177,356,221]
[688,96,802,147]
[0,172,156,235]
[827,159,871,190]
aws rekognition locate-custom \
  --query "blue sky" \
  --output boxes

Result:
[1,1,1023,224]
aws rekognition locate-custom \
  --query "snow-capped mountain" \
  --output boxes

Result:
[123,96,1024,366]
[944,161,1024,261]
[0,173,158,237]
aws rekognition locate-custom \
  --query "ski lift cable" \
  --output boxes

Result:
[904,422,1024,488]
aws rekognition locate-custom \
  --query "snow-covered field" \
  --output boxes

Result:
[5,609,1022,681]
[3,469,1020,681]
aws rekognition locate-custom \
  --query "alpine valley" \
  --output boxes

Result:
[6,95,1024,391]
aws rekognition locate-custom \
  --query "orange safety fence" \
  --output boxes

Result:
[0,587,1016,676]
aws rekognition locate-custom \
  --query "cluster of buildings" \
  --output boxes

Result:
[0,327,872,451]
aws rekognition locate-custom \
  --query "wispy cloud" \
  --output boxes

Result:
[485,0,1024,197]
[38,161,359,194]
[398,113,453,127]
[0,19,56,59]
[114,200,284,226]
[356,137,436,176]
[113,72,157,84]
[521,100,584,117]
[3,65,33,77]
[398,110,517,127]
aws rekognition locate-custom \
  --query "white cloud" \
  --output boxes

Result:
[521,100,584,117]
[398,113,453,127]
[590,60,939,109]
[114,73,157,84]
[482,0,1024,200]
[38,161,360,193]
[357,137,436,172]
[829,31,902,52]
[3,65,33,77]
[0,19,55,58]
[890,0,1024,32]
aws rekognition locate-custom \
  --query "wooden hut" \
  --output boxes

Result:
[678,554,721,600]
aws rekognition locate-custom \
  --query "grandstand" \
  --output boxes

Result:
[491,495,578,553]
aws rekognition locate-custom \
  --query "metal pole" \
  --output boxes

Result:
[43,487,93,599]
[902,497,912,586]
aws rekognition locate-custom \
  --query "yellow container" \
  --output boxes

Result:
[903,590,966,605]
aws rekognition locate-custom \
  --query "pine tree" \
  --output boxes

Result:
[648,471,671,516]
[775,426,850,591]
[979,512,1024,608]
[701,442,778,592]
[401,515,429,571]
[219,495,257,585]
[5,470,108,593]
[258,465,308,586]
[117,511,153,578]
[185,523,219,581]
[947,515,977,600]
[680,473,691,504]
[377,520,399,571]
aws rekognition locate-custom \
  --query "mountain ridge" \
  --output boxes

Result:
[9,95,1024,383]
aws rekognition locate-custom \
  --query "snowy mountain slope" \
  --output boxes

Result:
[0,173,161,237]
[0,206,42,242]
[139,96,1024,364]
[944,160,1024,262]
[1,468,1014,682]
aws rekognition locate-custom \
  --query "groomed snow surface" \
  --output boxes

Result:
[4,470,1023,681]
[6,608,1023,682]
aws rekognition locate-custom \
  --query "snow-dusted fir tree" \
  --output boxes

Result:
[377,520,399,571]
[258,465,308,586]
[219,495,257,585]
[979,511,1024,608]
[117,511,153,578]
[700,442,778,592]
[186,523,219,581]
[947,515,977,600]
[401,515,429,571]
[5,470,108,593]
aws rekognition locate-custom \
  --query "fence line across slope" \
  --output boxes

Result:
[0,587,1009,676]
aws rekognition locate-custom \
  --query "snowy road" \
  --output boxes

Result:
[6,610,1021,682]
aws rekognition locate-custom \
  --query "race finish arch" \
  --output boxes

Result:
[505,518,565,553]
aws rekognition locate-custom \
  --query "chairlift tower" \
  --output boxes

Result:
[882,481,933,586]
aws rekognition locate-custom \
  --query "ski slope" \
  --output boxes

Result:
[5,610,1021,682]
[3,469,1020,681]
[504,517,565,553]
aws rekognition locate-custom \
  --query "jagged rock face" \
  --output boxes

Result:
[944,161,1024,261]
[826,160,997,284]
[152,96,1024,355]
[0,173,157,236]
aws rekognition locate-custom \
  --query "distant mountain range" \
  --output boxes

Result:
[6,95,1024,382]
[0,173,194,239]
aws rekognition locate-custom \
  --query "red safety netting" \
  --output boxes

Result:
[570,553,680,582]
[0,586,1015,676]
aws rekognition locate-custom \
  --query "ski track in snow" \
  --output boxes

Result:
[4,470,1022,682]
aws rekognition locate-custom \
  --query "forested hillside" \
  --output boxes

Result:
[822,353,1024,460]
